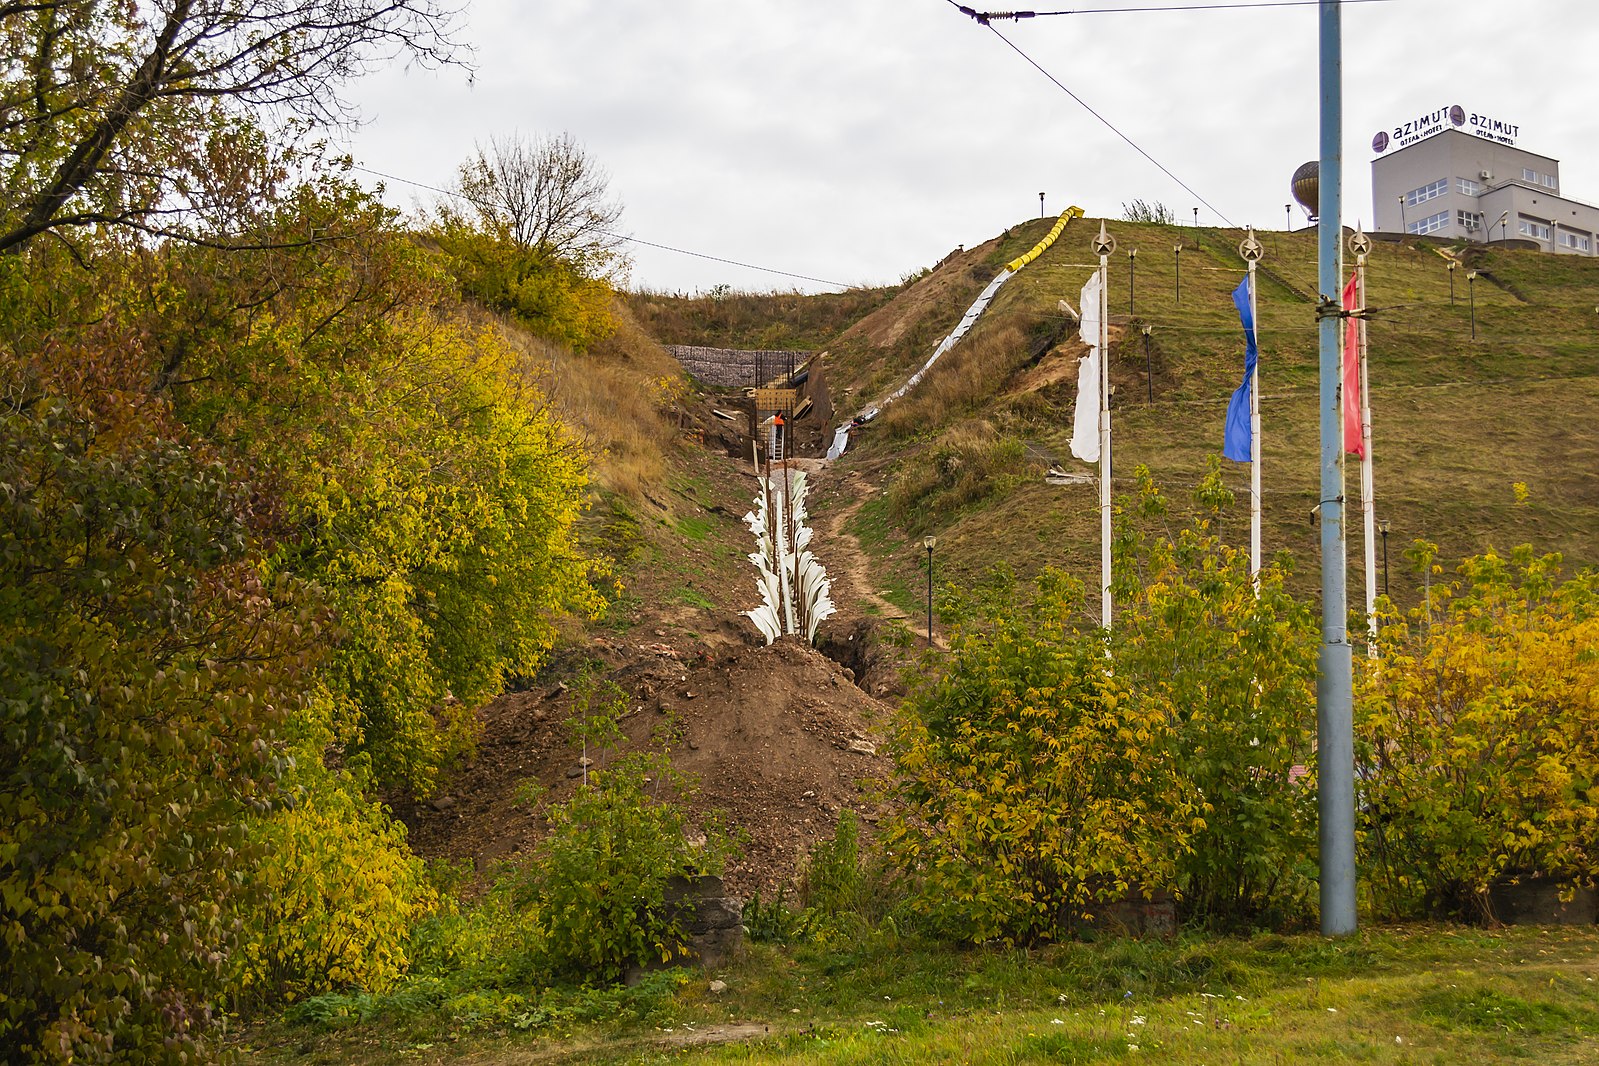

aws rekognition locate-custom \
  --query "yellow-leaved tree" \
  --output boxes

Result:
[884,568,1202,945]
[1111,464,1320,929]
[135,186,604,793]
[1357,545,1599,920]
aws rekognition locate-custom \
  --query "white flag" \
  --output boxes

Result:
[1070,272,1102,463]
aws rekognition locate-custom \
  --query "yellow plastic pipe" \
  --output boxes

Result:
[1005,205,1085,272]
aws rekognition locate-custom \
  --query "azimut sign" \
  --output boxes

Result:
[1371,104,1520,154]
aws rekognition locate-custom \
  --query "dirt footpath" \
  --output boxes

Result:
[395,450,913,896]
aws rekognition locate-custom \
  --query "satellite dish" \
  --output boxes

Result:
[1292,161,1319,221]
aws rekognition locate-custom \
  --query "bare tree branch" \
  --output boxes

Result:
[450,132,627,273]
[0,0,470,253]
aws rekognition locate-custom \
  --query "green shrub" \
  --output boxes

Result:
[883,568,1202,945]
[228,715,439,1009]
[1357,545,1599,919]
[0,408,324,1063]
[743,886,816,945]
[518,752,739,983]
[801,810,865,917]
[1111,464,1320,929]
[429,220,616,351]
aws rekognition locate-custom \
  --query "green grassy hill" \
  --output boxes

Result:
[787,215,1599,612]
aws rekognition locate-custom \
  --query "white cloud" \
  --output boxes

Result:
[339,0,1599,293]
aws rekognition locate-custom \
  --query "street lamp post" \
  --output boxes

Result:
[1142,325,1154,404]
[1498,211,1509,242]
[1286,203,1293,233]
[1039,191,1046,218]
[923,535,937,647]
[1173,244,1182,304]
[1128,248,1136,314]
[1192,206,1199,233]
[1377,519,1390,598]
[1398,195,1407,233]
[1468,270,1478,339]
[1448,259,1458,305]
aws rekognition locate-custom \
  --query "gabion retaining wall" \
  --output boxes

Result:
[665,345,809,388]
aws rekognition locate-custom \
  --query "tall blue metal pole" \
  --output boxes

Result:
[1317,0,1357,936]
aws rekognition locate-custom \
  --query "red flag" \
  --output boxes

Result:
[1342,272,1364,458]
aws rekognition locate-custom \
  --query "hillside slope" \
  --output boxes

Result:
[814,217,1598,610]
[404,219,1597,895]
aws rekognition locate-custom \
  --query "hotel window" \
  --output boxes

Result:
[1407,210,1449,236]
[1521,167,1558,190]
[1404,178,1448,207]
[1457,177,1482,196]
[1519,218,1551,240]
[1560,231,1590,252]
[1457,210,1484,230]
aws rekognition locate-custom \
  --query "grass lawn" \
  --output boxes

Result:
[242,924,1599,1065]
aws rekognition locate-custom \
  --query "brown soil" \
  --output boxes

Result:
[839,238,1002,352]
[394,446,911,898]
[1007,338,1090,398]
[396,245,974,900]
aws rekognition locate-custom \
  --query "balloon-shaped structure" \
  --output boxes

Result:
[1292,161,1319,221]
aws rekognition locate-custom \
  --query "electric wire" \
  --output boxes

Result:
[349,164,854,291]
[947,0,1391,21]
[938,0,1393,232]
[958,18,1239,227]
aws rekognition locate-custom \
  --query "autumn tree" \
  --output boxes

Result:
[0,405,329,1063]
[428,132,625,350]
[112,187,605,792]
[0,0,465,254]
[883,568,1202,945]
[450,131,626,271]
[1110,463,1320,928]
[1357,546,1599,920]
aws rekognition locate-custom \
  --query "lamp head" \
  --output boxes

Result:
[923,535,937,551]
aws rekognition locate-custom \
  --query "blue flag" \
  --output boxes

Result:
[1223,275,1257,462]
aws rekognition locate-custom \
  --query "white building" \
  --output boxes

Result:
[1370,107,1599,255]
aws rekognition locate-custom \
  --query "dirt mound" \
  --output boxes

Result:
[393,415,924,899]
[838,237,1004,353]
[396,614,898,897]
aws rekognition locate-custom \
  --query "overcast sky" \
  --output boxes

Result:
[340,0,1599,295]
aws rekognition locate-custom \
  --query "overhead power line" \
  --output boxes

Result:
[947,0,1390,21]
[939,0,1393,223]
[349,164,854,291]
[967,21,1238,227]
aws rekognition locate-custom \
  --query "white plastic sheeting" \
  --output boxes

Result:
[742,468,836,644]
[1069,271,1103,464]
[828,207,1085,461]
[827,268,1013,460]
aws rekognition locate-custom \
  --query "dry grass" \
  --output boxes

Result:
[622,285,901,353]
[827,217,1599,606]
[884,419,1043,532]
[469,296,687,500]
[875,324,1038,439]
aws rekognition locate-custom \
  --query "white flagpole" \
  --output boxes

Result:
[1354,229,1378,648]
[1093,222,1117,630]
[1241,228,1264,585]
